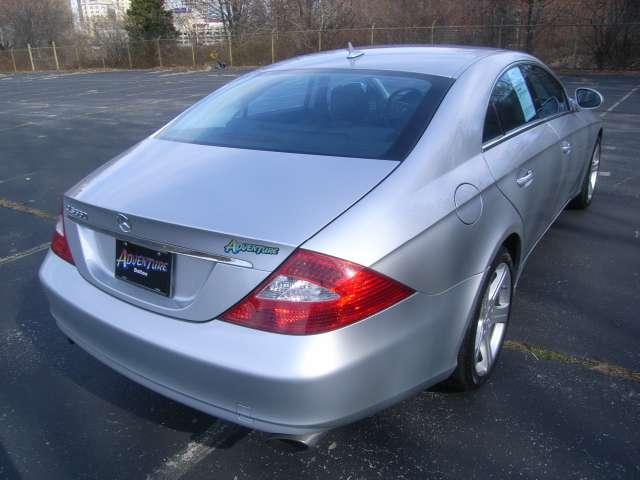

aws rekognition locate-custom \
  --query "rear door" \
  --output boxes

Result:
[519,63,589,206]
[482,66,564,255]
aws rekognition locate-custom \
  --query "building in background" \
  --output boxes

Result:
[69,0,223,43]
[165,0,224,45]
[70,0,130,29]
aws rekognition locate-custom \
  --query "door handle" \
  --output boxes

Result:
[516,169,534,187]
[560,141,572,156]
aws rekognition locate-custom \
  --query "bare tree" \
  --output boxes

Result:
[0,0,73,48]
[578,0,640,69]
[215,0,251,35]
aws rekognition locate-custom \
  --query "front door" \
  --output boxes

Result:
[482,65,564,255]
[519,64,589,207]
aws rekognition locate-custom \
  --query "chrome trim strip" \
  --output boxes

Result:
[482,111,572,152]
[67,217,254,269]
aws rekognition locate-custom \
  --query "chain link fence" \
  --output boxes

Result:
[1,23,639,73]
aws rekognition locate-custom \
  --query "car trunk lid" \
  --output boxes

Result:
[62,138,397,322]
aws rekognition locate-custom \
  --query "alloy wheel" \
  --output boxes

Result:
[474,263,512,377]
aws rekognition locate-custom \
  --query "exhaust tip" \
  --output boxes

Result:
[266,431,326,451]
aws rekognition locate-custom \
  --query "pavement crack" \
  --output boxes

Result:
[505,340,640,384]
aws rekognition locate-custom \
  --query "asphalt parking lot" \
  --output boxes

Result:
[0,68,639,479]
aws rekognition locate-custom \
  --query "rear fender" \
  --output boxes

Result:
[371,182,523,296]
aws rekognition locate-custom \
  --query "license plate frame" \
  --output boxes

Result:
[115,239,173,297]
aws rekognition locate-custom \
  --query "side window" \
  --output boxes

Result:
[483,66,536,142]
[246,76,310,116]
[520,64,569,119]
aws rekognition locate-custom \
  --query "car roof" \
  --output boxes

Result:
[264,45,518,79]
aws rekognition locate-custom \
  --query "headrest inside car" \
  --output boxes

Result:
[331,82,368,123]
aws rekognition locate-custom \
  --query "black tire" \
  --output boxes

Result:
[568,139,601,210]
[445,247,514,391]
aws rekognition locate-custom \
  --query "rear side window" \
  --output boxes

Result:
[520,64,569,118]
[158,69,453,160]
[483,66,537,142]
[483,103,503,143]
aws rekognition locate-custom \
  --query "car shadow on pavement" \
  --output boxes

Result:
[15,270,219,435]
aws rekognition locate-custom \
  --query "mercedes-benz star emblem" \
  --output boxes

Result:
[116,213,131,233]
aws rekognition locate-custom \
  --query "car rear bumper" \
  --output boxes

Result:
[39,251,482,435]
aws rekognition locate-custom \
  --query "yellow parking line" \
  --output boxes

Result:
[0,243,50,266]
[0,198,56,220]
[505,340,640,383]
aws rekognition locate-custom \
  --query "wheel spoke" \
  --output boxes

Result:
[491,306,509,323]
[475,318,485,352]
[476,333,489,376]
[488,265,507,305]
[482,333,493,369]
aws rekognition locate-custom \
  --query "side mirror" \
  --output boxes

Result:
[575,88,603,109]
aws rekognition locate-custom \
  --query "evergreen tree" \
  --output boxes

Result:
[126,0,177,40]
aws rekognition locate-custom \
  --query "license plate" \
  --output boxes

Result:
[115,239,173,297]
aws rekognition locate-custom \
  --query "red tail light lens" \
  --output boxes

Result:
[220,249,414,335]
[51,214,74,265]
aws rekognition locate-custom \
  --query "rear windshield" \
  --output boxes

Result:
[158,69,453,160]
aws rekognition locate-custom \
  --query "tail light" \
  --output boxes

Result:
[51,214,74,265]
[220,249,414,335]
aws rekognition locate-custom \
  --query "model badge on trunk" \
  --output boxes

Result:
[65,204,88,221]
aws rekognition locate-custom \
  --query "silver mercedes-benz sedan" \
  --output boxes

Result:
[40,46,603,440]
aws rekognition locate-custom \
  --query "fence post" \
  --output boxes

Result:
[271,31,275,63]
[227,33,233,67]
[10,49,17,73]
[27,43,35,71]
[52,41,60,71]
[370,24,375,46]
[191,39,196,67]
[497,20,503,48]
[431,20,437,44]
[75,46,81,69]
[127,43,133,69]
[156,38,162,67]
